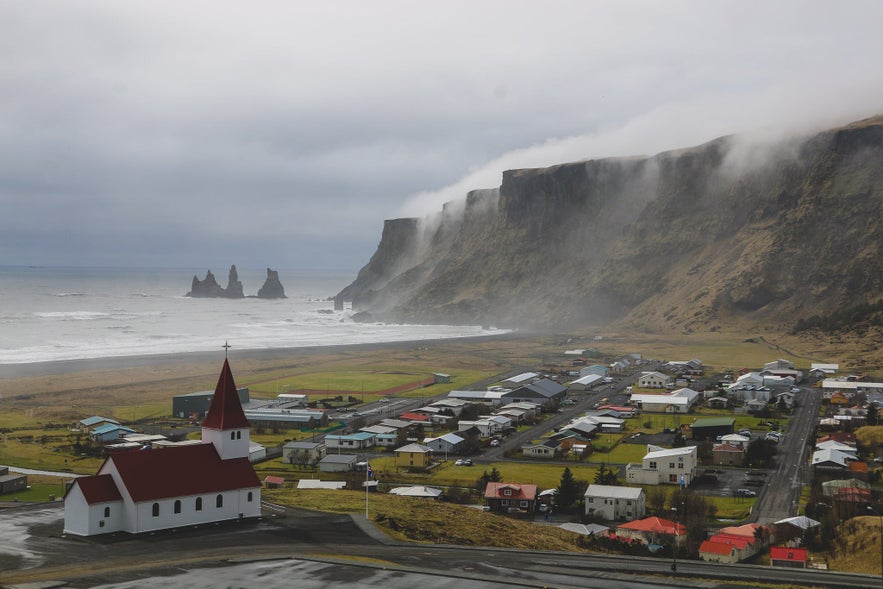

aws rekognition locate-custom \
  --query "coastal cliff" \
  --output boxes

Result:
[337,116,883,334]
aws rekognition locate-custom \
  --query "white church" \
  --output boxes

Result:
[63,359,262,536]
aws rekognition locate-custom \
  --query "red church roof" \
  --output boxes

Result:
[68,473,123,504]
[105,444,260,502]
[201,359,250,430]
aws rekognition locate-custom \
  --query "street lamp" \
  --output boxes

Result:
[671,506,679,574]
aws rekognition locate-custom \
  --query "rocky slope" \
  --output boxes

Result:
[338,116,883,333]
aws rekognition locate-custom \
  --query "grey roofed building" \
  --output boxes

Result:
[503,379,566,406]
[172,387,249,419]
[318,454,358,472]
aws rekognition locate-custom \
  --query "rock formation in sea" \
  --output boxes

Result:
[257,268,287,299]
[186,265,245,298]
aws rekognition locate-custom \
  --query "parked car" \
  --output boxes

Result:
[739,429,752,437]
[489,439,501,447]
[454,459,464,466]
[463,459,473,466]
[736,488,757,497]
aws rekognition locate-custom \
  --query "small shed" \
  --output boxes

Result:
[263,475,285,489]
[318,454,357,473]
[770,546,808,568]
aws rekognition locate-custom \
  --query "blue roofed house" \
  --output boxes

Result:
[79,416,121,430]
[90,424,137,443]
[325,432,375,451]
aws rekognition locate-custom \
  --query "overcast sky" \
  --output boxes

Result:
[2,1,882,272]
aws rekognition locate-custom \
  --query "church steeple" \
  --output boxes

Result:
[201,358,250,460]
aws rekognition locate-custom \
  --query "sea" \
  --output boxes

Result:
[0,266,506,366]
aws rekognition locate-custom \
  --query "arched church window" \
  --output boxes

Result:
[174,499,181,514]
[104,506,110,518]
[216,494,223,508]
[152,503,159,517]
[247,491,253,502]
[196,497,203,511]
[237,431,242,440]
[230,431,236,440]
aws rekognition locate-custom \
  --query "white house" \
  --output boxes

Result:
[626,445,698,486]
[637,372,672,389]
[458,419,501,438]
[584,484,646,521]
[630,388,699,413]
[63,360,261,536]
[423,432,465,456]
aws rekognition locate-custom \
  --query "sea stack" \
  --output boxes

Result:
[186,265,245,298]
[257,268,287,299]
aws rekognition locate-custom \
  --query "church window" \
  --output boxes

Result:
[230,431,236,440]
[247,491,253,502]
[174,500,181,514]
[237,431,242,440]
[196,497,203,511]
[152,503,159,517]
[104,506,110,518]
[216,494,224,508]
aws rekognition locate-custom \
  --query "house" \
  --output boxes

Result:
[395,443,433,471]
[297,479,346,490]
[690,417,736,441]
[568,373,604,392]
[89,424,137,443]
[609,360,630,373]
[580,365,610,378]
[282,441,327,467]
[584,485,646,521]
[429,398,470,415]
[78,416,120,430]
[423,432,465,456]
[630,388,699,413]
[744,399,769,413]
[360,425,399,447]
[764,359,795,371]
[712,444,745,466]
[263,475,285,489]
[626,445,698,486]
[63,359,261,536]
[325,432,375,450]
[698,539,742,563]
[458,419,501,438]
[706,396,729,409]
[772,516,820,544]
[447,389,507,407]
[521,439,561,459]
[637,372,672,389]
[719,434,750,449]
[0,466,27,495]
[501,372,539,388]
[503,379,567,408]
[317,454,357,473]
[388,485,443,499]
[484,482,538,514]
[615,516,685,545]
[770,546,808,568]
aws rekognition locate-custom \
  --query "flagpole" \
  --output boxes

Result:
[365,461,370,519]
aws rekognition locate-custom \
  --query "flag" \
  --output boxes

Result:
[366,463,375,480]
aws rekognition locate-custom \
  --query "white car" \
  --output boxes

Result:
[454,459,464,466]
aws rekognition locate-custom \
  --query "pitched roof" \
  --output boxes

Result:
[770,546,807,562]
[396,443,432,453]
[106,443,259,502]
[484,482,538,500]
[201,359,250,430]
[617,516,686,536]
[69,474,123,504]
[585,484,644,500]
[699,540,736,556]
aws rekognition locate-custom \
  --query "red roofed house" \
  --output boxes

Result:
[699,539,741,563]
[484,482,538,514]
[64,360,261,536]
[615,516,686,546]
[770,546,808,568]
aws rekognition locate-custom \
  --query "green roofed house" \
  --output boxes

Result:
[690,417,736,441]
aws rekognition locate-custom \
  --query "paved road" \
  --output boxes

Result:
[1,503,879,588]
[750,385,822,524]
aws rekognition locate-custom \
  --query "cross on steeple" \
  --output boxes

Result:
[223,341,231,358]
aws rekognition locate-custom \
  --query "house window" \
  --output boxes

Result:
[669,462,675,469]
[247,491,253,502]
[152,503,159,517]
[520,501,528,508]
[504,489,512,496]
[104,506,110,518]
[501,499,509,507]
[588,497,594,503]
[174,499,181,514]
[196,497,203,511]
[669,474,678,482]
[627,500,632,506]
[216,494,224,508]
[649,461,657,469]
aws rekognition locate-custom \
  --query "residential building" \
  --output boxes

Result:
[317,454,357,473]
[630,388,699,413]
[395,443,433,471]
[625,445,698,486]
[615,517,685,545]
[282,441,326,467]
[584,485,645,521]
[484,482,538,514]
[637,372,671,389]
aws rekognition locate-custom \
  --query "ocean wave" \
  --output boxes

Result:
[52,292,86,297]
[34,311,111,320]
